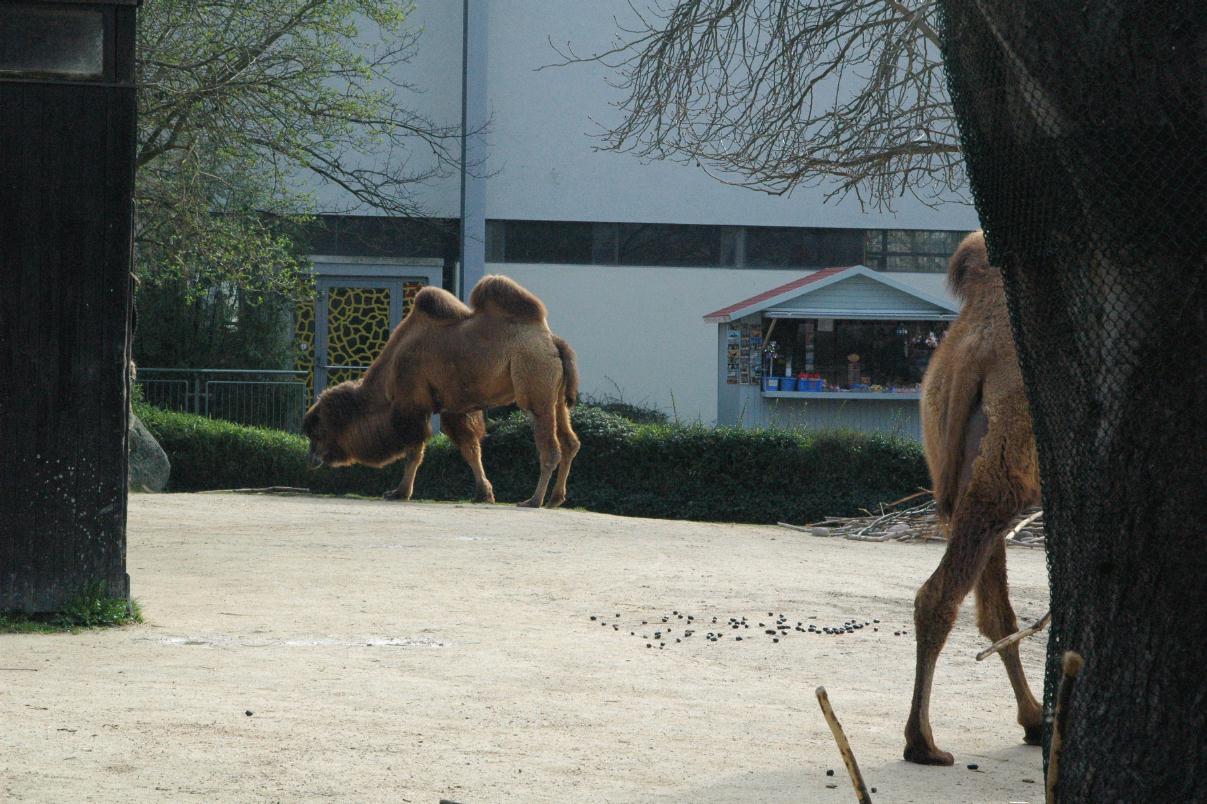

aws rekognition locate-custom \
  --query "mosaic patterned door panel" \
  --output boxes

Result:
[295,278,424,398]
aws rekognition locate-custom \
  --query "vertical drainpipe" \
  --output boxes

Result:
[459,0,487,301]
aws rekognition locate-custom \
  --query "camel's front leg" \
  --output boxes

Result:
[443,412,494,503]
[383,443,426,501]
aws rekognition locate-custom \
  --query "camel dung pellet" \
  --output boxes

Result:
[825,769,834,776]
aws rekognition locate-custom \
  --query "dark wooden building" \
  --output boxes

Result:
[0,1,138,611]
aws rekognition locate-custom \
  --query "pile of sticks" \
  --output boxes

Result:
[778,490,1046,548]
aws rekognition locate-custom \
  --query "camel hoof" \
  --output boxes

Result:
[1023,723,1044,746]
[474,493,496,504]
[544,495,565,510]
[903,743,955,766]
[516,497,542,508]
[382,490,407,502]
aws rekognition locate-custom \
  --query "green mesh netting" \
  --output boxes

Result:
[939,3,1206,797]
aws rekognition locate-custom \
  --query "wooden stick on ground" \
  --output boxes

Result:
[815,686,873,804]
[203,486,314,495]
[976,610,1052,661]
[1046,650,1084,804]
[1004,509,1044,541]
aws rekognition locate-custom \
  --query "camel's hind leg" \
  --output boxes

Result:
[544,401,580,509]
[904,448,1028,765]
[383,442,426,501]
[443,412,495,503]
[975,539,1044,745]
[517,402,561,508]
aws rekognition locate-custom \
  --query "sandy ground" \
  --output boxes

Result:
[1,493,1050,803]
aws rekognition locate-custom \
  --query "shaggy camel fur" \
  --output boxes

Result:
[904,231,1044,766]
[302,275,580,509]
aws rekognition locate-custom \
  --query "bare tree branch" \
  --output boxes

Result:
[549,0,964,211]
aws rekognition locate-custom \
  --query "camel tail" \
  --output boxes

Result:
[553,335,579,407]
[470,275,547,321]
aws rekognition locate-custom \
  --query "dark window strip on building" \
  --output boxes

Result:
[485,219,967,272]
[864,229,969,273]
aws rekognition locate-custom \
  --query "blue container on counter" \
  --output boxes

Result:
[763,376,780,392]
[780,377,798,391]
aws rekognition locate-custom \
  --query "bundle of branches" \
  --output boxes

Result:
[779,490,1046,548]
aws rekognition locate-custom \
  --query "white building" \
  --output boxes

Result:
[303,1,978,429]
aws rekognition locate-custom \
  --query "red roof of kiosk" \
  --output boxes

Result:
[702,266,850,322]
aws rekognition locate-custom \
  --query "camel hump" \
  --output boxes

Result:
[947,230,998,302]
[470,275,547,321]
[412,286,472,321]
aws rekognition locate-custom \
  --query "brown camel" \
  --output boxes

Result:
[302,275,580,509]
[904,231,1044,766]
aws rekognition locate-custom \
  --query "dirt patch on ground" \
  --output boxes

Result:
[1,493,1050,802]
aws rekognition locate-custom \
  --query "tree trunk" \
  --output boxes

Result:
[0,6,138,612]
[939,2,1207,798]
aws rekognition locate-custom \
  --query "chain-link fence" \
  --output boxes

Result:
[939,2,1206,798]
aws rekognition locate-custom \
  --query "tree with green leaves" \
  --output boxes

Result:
[134,0,460,366]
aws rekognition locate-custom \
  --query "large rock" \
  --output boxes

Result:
[129,411,170,492]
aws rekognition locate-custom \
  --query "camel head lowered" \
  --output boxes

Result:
[302,381,430,470]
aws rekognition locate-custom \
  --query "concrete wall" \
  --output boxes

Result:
[311,3,465,217]
[316,1,980,233]
[500,263,801,422]
[480,2,977,230]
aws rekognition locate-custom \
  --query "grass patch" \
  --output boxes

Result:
[1,581,143,634]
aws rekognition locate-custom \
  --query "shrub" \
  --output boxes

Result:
[137,403,928,524]
[584,400,668,425]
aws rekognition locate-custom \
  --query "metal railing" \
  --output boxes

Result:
[136,368,314,433]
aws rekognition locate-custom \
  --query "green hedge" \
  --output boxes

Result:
[136,403,928,524]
